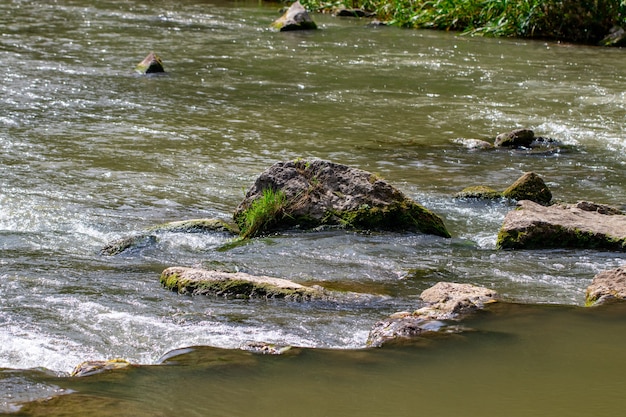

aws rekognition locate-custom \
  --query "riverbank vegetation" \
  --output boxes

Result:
[298,0,626,44]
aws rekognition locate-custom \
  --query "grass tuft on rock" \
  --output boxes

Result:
[236,188,288,239]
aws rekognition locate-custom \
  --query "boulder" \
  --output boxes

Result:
[501,172,552,205]
[494,128,535,148]
[100,218,237,255]
[497,200,626,250]
[366,282,497,347]
[160,266,327,300]
[71,358,132,377]
[233,159,450,238]
[271,1,317,31]
[585,266,626,306]
[135,52,165,74]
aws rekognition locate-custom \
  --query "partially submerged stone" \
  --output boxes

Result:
[101,218,237,256]
[234,159,450,238]
[160,266,326,300]
[71,358,132,377]
[271,1,317,31]
[451,138,494,150]
[599,26,626,47]
[333,7,375,18]
[494,128,535,148]
[497,200,626,250]
[502,172,552,205]
[366,282,497,347]
[454,172,551,204]
[454,185,502,200]
[135,52,165,74]
[241,342,294,355]
[585,266,626,306]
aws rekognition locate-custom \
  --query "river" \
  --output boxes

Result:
[1,0,625,415]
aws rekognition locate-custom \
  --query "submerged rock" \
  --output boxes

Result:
[367,282,498,347]
[451,138,494,150]
[271,1,317,31]
[100,218,237,256]
[241,342,295,355]
[501,172,552,205]
[160,266,327,300]
[497,200,626,250]
[585,266,626,306]
[233,159,450,238]
[135,52,165,74]
[71,358,133,377]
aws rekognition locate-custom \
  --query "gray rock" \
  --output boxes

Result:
[497,200,626,250]
[494,128,535,148]
[160,266,327,300]
[135,52,165,74]
[585,266,626,306]
[233,159,450,238]
[271,1,317,31]
[366,282,497,347]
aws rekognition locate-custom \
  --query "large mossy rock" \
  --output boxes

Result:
[497,200,626,250]
[233,159,450,238]
[271,1,317,31]
[160,266,326,300]
[585,266,626,306]
[367,282,498,347]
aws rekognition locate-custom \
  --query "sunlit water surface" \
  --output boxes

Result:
[1,0,625,414]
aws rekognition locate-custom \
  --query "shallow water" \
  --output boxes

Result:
[1,0,625,414]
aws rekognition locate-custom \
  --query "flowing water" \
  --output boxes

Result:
[1,0,625,415]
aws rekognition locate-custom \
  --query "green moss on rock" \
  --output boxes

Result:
[454,185,502,200]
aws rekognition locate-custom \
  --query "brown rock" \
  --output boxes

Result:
[585,266,626,306]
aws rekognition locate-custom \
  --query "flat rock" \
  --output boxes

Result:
[585,266,626,306]
[160,266,326,300]
[366,282,497,347]
[71,358,133,377]
[233,159,450,238]
[497,200,626,250]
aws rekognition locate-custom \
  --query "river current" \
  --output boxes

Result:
[1,0,625,415]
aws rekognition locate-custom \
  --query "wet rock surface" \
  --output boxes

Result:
[367,282,498,347]
[586,266,626,306]
[497,200,626,250]
[271,1,317,31]
[234,159,450,238]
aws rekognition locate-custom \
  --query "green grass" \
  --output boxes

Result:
[296,0,626,43]
[237,188,288,239]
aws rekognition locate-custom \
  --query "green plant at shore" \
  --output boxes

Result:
[238,188,288,239]
[297,0,626,43]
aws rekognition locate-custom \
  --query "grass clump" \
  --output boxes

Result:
[297,0,626,44]
[237,188,288,239]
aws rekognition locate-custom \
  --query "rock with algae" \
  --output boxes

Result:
[160,266,327,300]
[234,159,450,238]
[135,52,165,74]
[497,200,626,250]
